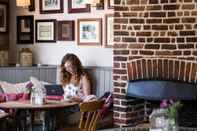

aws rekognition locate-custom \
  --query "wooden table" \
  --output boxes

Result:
[0,100,78,131]
[0,100,77,109]
[0,112,9,119]
[0,112,9,131]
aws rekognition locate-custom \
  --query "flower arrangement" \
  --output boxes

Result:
[160,100,182,121]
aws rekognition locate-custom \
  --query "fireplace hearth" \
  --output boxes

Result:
[113,58,197,127]
[125,79,197,127]
[123,58,197,127]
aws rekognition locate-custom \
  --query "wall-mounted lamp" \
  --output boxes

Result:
[85,0,104,10]
[85,0,101,6]
[16,0,30,7]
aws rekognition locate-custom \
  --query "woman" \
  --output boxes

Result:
[60,53,91,102]
[46,54,93,129]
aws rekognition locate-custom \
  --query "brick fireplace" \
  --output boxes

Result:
[113,0,197,126]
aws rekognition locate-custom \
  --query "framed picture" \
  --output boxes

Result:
[96,0,104,10]
[0,2,8,33]
[58,21,75,41]
[108,0,114,9]
[105,14,114,47]
[17,15,34,44]
[29,0,35,11]
[36,19,56,42]
[77,18,102,46]
[40,0,63,14]
[68,0,90,13]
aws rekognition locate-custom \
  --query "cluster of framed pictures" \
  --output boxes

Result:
[16,0,114,47]
[28,0,114,14]
[17,15,114,47]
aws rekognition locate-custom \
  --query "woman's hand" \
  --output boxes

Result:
[71,96,82,102]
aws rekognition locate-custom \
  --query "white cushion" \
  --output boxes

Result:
[0,81,29,94]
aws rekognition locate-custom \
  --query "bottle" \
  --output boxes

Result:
[35,83,46,105]
[19,48,33,66]
[0,50,8,67]
[30,77,46,105]
[30,88,36,104]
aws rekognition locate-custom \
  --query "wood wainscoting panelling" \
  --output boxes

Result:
[86,66,113,97]
[0,66,113,97]
[0,66,57,83]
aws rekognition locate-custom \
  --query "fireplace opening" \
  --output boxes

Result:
[126,80,197,127]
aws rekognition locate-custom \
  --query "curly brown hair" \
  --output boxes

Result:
[60,53,85,86]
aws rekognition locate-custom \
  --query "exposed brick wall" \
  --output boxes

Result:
[113,0,197,126]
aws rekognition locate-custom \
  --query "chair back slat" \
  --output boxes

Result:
[88,111,97,130]
[85,112,92,129]
[79,100,105,131]
[79,112,85,129]
[91,111,100,131]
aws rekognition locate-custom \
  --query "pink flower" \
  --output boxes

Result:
[169,99,174,105]
[160,99,168,108]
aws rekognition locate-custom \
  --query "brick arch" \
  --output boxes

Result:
[127,58,197,83]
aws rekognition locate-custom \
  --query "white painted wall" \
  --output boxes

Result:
[9,0,113,67]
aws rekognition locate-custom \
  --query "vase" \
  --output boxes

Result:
[168,118,179,131]
[150,109,179,131]
[149,109,169,129]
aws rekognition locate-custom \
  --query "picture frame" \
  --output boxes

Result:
[77,18,102,46]
[96,0,104,10]
[17,15,34,44]
[0,2,8,33]
[68,0,90,13]
[40,0,63,14]
[105,14,113,47]
[108,0,114,9]
[58,21,75,41]
[36,19,56,43]
[29,0,35,11]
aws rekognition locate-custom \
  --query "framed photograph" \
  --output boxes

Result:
[40,0,63,14]
[0,2,8,33]
[68,0,90,13]
[29,0,35,11]
[108,0,114,9]
[58,21,75,41]
[77,18,102,46]
[36,19,56,42]
[105,14,114,47]
[17,15,34,44]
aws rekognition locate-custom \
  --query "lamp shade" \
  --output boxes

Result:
[16,0,30,7]
[85,0,100,6]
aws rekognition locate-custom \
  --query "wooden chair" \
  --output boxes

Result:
[60,100,105,131]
